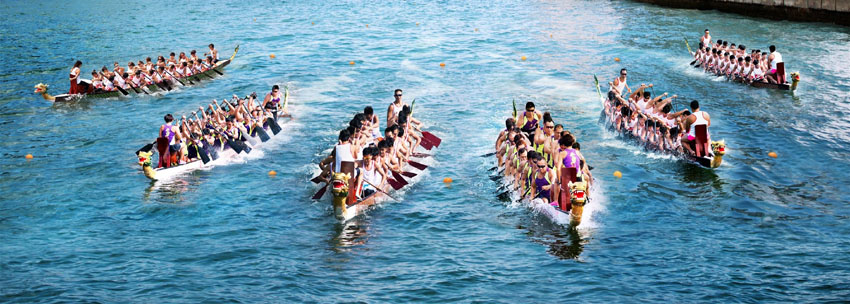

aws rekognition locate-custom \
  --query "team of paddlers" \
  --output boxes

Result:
[693,29,786,84]
[68,44,221,95]
[150,85,287,168]
[316,89,424,197]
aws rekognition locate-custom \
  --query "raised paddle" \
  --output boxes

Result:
[312,182,329,200]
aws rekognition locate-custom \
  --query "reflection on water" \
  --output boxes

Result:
[520,220,589,260]
[329,219,370,252]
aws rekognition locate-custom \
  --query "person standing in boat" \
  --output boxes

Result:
[262,85,286,120]
[680,100,711,156]
[765,45,784,84]
[700,29,711,46]
[387,89,405,127]
[608,68,630,101]
[160,114,184,166]
[205,44,219,64]
[69,61,82,94]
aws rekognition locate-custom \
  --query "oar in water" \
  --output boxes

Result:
[164,70,187,86]
[408,160,428,170]
[100,72,129,96]
[387,177,405,190]
[420,131,441,147]
[401,171,417,178]
[241,103,271,142]
[480,152,496,157]
[391,171,408,186]
[221,100,259,146]
[251,96,283,134]
[412,152,432,158]
[312,182,329,199]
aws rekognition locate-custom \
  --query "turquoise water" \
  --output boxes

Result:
[3,0,850,302]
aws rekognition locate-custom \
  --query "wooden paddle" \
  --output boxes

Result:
[241,103,271,142]
[420,131,441,147]
[312,182,329,200]
[387,177,405,190]
[99,72,129,96]
[363,179,399,201]
[251,95,283,134]
[391,170,408,186]
[408,160,427,170]
[401,171,416,178]
[164,69,187,86]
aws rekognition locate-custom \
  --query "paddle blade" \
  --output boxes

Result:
[310,175,324,184]
[391,171,408,185]
[419,139,434,150]
[312,184,328,200]
[411,152,431,158]
[387,178,404,190]
[226,139,243,154]
[255,127,271,142]
[421,131,441,147]
[408,160,427,170]
[267,117,282,134]
[401,171,417,178]
[480,152,496,157]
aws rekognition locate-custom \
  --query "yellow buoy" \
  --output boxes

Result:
[366,24,369,28]
[614,57,620,62]
[613,171,622,178]
[349,61,355,65]
[25,154,33,160]
[443,177,453,183]
[439,62,445,67]
[416,22,420,26]
[521,56,527,61]
[550,34,553,38]
[269,54,275,59]
[768,152,778,158]
[268,170,277,176]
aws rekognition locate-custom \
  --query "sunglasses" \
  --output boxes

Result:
[545,125,554,129]
[394,94,403,97]
[621,73,627,76]
[273,90,279,93]
[537,164,546,168]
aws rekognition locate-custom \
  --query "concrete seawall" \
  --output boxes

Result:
[633,0,850,26]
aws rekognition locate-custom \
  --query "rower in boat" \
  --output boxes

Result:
[205,44,219,64]
[69,61,82,94]
[765,45,784,84]
[528,153,557,205]
[354,147,388,198]
[700,29,711,46]
[364,106,383,141]
[167,52,177,66]
[517,102,542,142]
[190,50,199,62]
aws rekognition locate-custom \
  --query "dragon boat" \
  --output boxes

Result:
[312,124,442,222]
[494,105,593,227]
[34,45,238,102]
[136,88,288,181]
[595,75,726,168]
[684,38,799,91]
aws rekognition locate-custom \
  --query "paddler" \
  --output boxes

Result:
[555,134,580,211]
[533,113,557,168]
[387,89,405,127]
[529,153,557,205]
[354,146,387,198]
[680,100,711,156]
[765,45,784,84]
[517,102,542,142]
[69,60,82,94]
[364,106,382,140]
[205,43,219,64]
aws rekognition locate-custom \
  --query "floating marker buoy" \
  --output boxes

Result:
[614,57,620,62]
[550,34,553,38]
[312,22,315,25]
[416,22,419,26]
[269,54,275,59]
[474,28,479,32]
[768,152,778,158]
[613,171,622,178]
[366,24,369,28]
[439,62,445,67]
[521,56,527,61]
[349,61,355,65]
[253,18,256,22]
[268,170,277,176]
[443,177,453,183]
[25,154,33,160]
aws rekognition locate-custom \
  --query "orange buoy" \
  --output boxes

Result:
[253,18,256,22]
[614,57,620,62]
[25,154,33,160]
[268,170,277,176]
[269,54,275,59]
[366,24,369,28]
[349,61,355,65]
[521,56,527,61]
[768,152,778,158]
[416,22,420,26]
[550,34,553,38]
[613,171,622,178]
[312,22,315,25]
[443,177,453,183]
[474,28,479,32]
[439,62,445,67]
